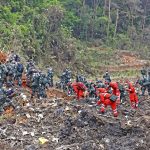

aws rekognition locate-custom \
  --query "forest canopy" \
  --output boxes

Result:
[0,0,150,72]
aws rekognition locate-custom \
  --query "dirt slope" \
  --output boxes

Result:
[100,51,149,73]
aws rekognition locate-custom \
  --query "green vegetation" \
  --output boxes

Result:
[0,0,150,74]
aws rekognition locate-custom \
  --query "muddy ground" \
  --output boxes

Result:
[0,88,150,150]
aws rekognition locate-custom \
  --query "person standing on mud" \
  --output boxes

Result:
[105,80,121,105]
[118,80,126,104]
[140,67,147,79]
[147,70,150,96]
[125,81,138,109]
[26,61,35,87]
[47,67,54,87]
[136,74,150,96]
[38,73,48,98]
[103,71,111,82]
[15,61,24,86]
[31,72,40,98]
[6,60,17,87]
[0,61,8,87]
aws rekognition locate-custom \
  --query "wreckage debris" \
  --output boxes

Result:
[0,88,149,150]
[0,51,150,149]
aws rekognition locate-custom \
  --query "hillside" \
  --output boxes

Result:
[0,1,150,150]
[0,0,150,75]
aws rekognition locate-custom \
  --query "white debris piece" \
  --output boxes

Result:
[104,138,110,143]
[22,131,28,136]
[26,103,31,107]
[65,106,70,111]
[38,114,44,119]
[31,132,35,137]
[140,139,144,144]
[127,120,132,126]
[52,137,59,143]
[26,113,31,118]
[20,93,27,100]
[78,110,82,114]
[99,144,104,149]
[52,103,57,107]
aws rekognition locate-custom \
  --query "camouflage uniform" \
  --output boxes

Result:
[88,83,96,98]
[103,71,111,82]
[0,87,7,113]
[1,63,8,85]
[31,72,40,98]
[7,61,17,86]
[118,82,126,103]
[141,67,147,79]
[147,71,150,95]
[0,63,6,87]
[96,80,105,88]
[26,65,35,87]
[137,77,149,96]
[47,68,54,87]
[76,74,86,83]
[39,73,48,98]
[65,70,71,84]
[16,62,24,86]
[8,51,20,62]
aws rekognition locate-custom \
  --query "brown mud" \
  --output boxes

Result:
[100,51,149,73]
[0,88,149,150]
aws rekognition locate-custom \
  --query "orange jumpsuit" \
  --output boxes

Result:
[126,82,138,109]
[97,92,118,117]
[109,82,121,105]
[72,82,87,100]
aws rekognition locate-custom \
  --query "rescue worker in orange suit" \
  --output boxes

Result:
[97,88,118,117]
[125,81,138,109]
[105,80,121,105]
[72,78,88,100]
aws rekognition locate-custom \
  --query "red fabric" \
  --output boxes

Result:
[97,88,107,93]
[109,82,120,104]
[72,82,87,100]
[126,82,138,109]
[97,93,118,117]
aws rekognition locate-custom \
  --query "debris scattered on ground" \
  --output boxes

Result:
[0,87,149,150]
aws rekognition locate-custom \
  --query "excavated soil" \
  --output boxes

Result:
[0,88,149,150]
[0,51,7,62]
[99,51,150,73]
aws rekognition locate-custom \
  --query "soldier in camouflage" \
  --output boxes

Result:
[26,62,35,87]
[15,61,24,86]
[31,72,40,98]
[140,67,147,79]
[0,87,15,114]
[39,73,48,98]
[47,67,54,87]
[103,71,111,82]
[0,62,8,87]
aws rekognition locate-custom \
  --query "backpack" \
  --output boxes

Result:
[110,94,118,102]
[17,63,24,73]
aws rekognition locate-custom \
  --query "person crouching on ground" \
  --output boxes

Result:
[72,77,88,100]
[97,88,118,117]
